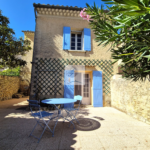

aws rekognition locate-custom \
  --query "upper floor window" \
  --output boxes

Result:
[71,33,82,50]
[63,26,91,51]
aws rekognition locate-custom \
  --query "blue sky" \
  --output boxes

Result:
[1,0,107,39]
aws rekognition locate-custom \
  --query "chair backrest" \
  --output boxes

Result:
[74,95,82,101]
[27,100,38,104]
[27,100,40,112]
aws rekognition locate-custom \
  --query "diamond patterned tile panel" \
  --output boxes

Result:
[33,58,113,96]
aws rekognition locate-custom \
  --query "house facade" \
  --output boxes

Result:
[21,31,34,82]
[30,3,118,107]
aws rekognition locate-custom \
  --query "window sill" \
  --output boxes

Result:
[68,50,86,53]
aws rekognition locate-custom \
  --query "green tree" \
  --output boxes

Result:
[0,10,31,68]
[82,0,150,81]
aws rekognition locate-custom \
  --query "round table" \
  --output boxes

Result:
[42,98,77,129]
[42,98,77,105]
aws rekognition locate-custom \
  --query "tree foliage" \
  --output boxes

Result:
[0,66,20,76]
[85,0,150,81]
[0,10,31,68]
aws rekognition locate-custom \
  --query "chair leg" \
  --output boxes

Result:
[63,110,70,123]
[63,113,66,123]
[38,121,45,129]
[29,121,47,143]
[73,112,80,124]
[74,117,80,124]
[66,118,75,129]
[68,113,73,127]
[67,111,80,128]
[42,118,53,133]
[52,116,60,137]
[37,118,54,142]
[73,111,80,124]
[63,111,68,122]
[76,119,80,124]
[29,117,54,143]
[65,111,76,129]
[29,122,38,137]
[37,125,47,143]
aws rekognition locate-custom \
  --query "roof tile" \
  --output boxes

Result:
[33,3,83,11]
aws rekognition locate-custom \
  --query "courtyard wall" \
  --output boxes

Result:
[0,76,20,100]
[111,77,150,124]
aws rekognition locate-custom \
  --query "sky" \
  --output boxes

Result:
[1,0,107,39]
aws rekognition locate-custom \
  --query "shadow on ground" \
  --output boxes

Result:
[75,118,101,131]
[0,98,105,149]
[0,106,103,150]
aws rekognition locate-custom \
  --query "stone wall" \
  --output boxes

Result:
[34,15,112,60]
[0,76,20,100]
[111,77,150,124]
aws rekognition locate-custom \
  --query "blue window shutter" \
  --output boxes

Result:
[64,70,74,108]
[63,27,71,50]
[93,71,103,107]
[84,28,91,51]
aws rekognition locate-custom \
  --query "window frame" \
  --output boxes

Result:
[70,31,83,51]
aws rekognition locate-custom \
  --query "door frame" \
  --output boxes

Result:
[74,70,93,105]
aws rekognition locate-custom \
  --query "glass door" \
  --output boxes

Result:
[74,72,90,105]
[82,73,90,105]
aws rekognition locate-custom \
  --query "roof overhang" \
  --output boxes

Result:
[33,3,83,11]
[22,31,35,35]
[33,3,83,18]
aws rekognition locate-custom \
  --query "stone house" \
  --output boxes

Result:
[21,31,34,82]
[30,3,118,107]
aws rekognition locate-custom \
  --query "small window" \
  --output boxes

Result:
[71,32,83,50]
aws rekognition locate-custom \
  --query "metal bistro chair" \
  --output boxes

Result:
[63,95,82,127]
[27,100,58,143]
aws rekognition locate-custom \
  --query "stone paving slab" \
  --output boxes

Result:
[0,98,150,150]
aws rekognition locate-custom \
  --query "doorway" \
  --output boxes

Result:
[74,72,91,105]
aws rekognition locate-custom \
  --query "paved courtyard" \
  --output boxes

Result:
[0,98,150,150]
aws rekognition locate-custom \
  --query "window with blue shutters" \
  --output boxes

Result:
[63,27,91,51]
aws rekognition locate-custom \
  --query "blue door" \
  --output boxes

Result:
[64,70,74,108]
[93,71,103,107]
